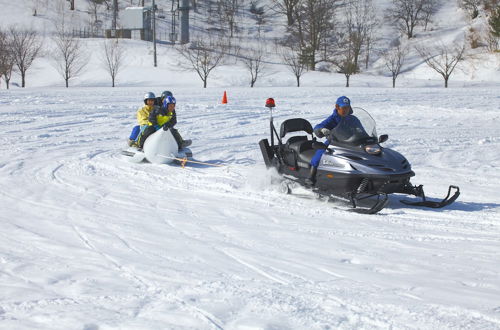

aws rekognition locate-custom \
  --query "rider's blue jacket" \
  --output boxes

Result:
[314,109,342,132]
[310,109,341,167]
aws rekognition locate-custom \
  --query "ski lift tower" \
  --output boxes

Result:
[170,0,190,44]
[179,0,190,44]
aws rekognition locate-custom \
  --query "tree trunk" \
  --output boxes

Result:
[70,0,75,10]
[296,76,300,87]
[392,76,396,88]
[345,75,350,87]
[444,76,448,88]
[21,71,26,88]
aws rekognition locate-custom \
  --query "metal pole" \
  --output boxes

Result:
[270,108,274,147]
[112,0,118,32]
[179,0,189,44]
[153,0,157,67]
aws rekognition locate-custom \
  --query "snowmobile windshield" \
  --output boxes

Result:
[331,107,377,145]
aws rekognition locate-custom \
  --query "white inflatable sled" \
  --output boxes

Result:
[121,128,192,164]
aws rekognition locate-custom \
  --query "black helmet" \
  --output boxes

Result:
[161,90,173,99]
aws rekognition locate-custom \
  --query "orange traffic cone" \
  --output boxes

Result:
[222,91,228,104]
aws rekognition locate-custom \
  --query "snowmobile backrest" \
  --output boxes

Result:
[280,118,313,138]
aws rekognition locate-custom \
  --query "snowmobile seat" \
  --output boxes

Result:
[296,149,316,168]
[280,119,315,169]
[285,136,316,168]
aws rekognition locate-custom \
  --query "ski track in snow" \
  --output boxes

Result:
[0,87,500,329]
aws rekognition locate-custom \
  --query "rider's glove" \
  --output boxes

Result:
[320,128,331,137]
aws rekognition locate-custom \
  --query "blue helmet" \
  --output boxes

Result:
[163,95,176,107]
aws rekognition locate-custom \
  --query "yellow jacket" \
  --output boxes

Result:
[137,104,155,126]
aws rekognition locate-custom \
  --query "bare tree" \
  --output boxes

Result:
[487,6,500,51]
[271,0,300,26]
[250,1,267,37]
[31,0,42,16]
[289,0,341,70]
[220,0,242,37]
[344,0,379,72]
[52,27,88,88]
[415,40,467,88]
[0,30,16,89]
[458,0,481,19]
[191,0,199,13]
[361,0,381,69]
[383,43,409,88]
[240,44,267,87]
[278,43,307,87]
[88,0,103,34]
[421,0,439,31]
[332,43,357,87]
[9,27,43,88]
[386,0,427,39]
[101,39,125,87]
[176,36,228,88]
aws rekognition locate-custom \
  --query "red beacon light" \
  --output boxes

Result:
[265,98,276,108]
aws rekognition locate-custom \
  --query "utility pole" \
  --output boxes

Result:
[112,0,118,32]
[179,0,190,44]
[152,0,157,67]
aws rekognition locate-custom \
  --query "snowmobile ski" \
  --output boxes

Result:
[400,185,460,208]
[280,175,389,214]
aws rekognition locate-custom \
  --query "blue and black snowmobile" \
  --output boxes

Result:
[259,98,460,214]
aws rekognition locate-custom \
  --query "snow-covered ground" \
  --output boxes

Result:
[1,85,499,329]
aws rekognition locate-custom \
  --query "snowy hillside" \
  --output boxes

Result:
[0,0,499,88]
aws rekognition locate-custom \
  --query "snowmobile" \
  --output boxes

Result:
[258,98,460,214]
[121,127,193,165]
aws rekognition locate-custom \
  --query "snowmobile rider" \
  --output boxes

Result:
[306,96,352,186]
[128,92,158,147]
[137,95,191,150]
